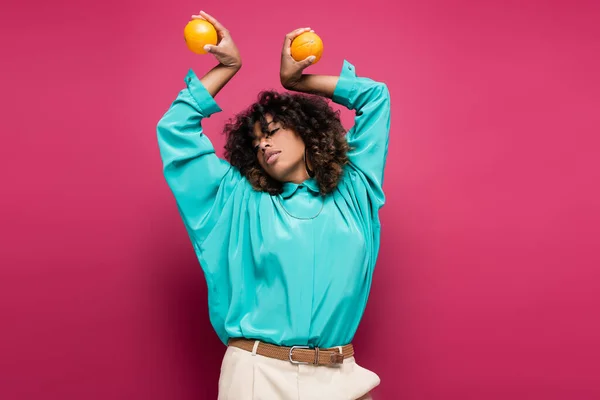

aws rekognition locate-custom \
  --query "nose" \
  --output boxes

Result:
[258,140,271,152]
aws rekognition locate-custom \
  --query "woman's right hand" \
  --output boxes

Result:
[191,11,242,70]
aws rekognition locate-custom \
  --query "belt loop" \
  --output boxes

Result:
[251,340,260,356]
[314,347,320,365]
[337,346,343,354]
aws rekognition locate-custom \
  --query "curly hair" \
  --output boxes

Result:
[223,90,350,195]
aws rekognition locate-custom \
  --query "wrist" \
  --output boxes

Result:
[220,66,241,81]
[282,74,305,91]
[225,63,242,72]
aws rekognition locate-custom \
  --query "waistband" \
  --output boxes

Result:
[228,337,354,367]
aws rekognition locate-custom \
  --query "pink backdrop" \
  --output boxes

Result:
[2,0,599,398]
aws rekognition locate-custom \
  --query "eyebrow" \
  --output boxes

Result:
[251,120,278,140]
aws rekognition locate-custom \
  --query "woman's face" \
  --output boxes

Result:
[252,114,307,183]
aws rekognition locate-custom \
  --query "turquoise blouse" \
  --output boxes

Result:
[157,60,391,348]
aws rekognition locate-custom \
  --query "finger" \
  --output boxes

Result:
[301,55,317,68]
[285,26,311,38]
[283,27,311,54]
[203,44,222,54]
[191,15,206,20]
[199,11,229,35]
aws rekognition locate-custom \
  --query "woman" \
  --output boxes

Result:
[157,10,391,400]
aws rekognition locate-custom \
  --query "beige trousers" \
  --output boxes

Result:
[218,343,380,400]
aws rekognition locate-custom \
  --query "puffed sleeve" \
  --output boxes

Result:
[156,68,243,244]
[332,60,391,208]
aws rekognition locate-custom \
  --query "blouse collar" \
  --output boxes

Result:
[281,177,320,199]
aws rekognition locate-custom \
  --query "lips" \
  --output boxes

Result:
[264,150,281,165]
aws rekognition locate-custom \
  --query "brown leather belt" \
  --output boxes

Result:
[228,338,354,367]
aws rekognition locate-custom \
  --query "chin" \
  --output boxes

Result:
[264,163,291,181]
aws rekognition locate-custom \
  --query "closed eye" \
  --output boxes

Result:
[253,128,280,154]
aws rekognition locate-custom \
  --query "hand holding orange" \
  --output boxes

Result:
[280,27,322,89]
[184,18,218,54]
[290,31,323,64]
[185,11,242,68]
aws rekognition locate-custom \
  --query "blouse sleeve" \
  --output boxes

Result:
[332,60,391,208]
[156,68,243,244]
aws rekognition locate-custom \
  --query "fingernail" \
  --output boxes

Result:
[204,45,211,52]
[308,56,316,62]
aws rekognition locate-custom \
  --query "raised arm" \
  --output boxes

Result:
[279,27,338,97]
[279,29,391,208]
[156,11,244,243]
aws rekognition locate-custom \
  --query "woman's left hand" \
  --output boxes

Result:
[280,27,316,89]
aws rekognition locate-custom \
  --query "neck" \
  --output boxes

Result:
[283,152,314,184]
[286,168,311,184]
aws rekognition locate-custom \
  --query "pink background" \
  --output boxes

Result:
[2,0,599,398]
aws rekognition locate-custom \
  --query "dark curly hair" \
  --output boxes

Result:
[223,90,350,195]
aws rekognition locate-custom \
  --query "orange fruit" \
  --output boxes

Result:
[290,32,323,64]
[184,19,218,54]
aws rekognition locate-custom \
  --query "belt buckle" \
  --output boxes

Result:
[289,345,310,364]
[329,350,344,365]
